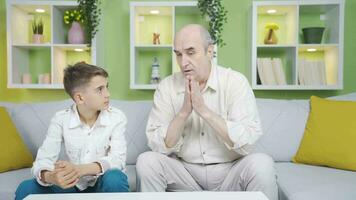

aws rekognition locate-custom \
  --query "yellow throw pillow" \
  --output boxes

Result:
[0,107,33,172]
[293,96,356,171]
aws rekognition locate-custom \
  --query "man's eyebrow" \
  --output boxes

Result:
[184,47,195,51]
[174,47,195,53]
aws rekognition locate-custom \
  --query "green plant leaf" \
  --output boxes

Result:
[197,0,227,47]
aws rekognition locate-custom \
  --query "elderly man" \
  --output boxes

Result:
[136,24,278,200]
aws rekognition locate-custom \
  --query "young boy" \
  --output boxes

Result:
[15,62,129,200]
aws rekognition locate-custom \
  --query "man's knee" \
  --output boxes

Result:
[136,151,164,177]
[244,153,276,183]
[101,169,129,192]
[15,179,39,200]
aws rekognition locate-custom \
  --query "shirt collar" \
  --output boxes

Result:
[205,62,218,92]
[69,105,111,129]
[176,62,218,94]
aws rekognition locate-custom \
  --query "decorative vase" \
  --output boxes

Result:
[302,27,325,44]
[68,22,85,44]
[264,29,278,45]
[32,34,44,44]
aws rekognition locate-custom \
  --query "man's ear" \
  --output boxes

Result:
[207,44,214,60]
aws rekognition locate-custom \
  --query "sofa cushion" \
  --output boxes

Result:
[253,99,309,162]
[253,92,356,162]
[0,168,32,200]
[111,100,152,165]
[276,162,356,200]
[0,107,33,172]
[293,96,356,171]
[126,165,137,192]
[7,100,73,157]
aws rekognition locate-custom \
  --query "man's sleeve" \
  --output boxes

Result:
[224,75,262,155]
[146,81,183,155]
[31,114,63,186]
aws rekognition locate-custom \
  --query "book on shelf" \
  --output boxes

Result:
[272,58,287,85]
[298,59,327,86]
[257,57,286,85]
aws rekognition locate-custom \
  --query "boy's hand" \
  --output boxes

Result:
[42,160,81,189]
[42,167,80,189]
[55,160,83,177]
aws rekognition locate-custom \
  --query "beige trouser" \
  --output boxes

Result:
[136,152,278,200]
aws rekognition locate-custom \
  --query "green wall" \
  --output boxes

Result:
[1,0,355,102]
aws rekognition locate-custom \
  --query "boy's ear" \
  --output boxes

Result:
[73,92,84,104]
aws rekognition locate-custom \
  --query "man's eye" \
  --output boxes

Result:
[188,51,194,55]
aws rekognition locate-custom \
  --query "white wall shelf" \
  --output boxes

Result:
[6,0,96,89]
[130,1,213,90]
[251,0,344,90]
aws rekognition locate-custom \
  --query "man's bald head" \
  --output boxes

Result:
[175,24,214,51]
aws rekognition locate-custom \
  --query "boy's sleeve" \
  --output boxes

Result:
[31,114,63,186]
[96,112,127,173]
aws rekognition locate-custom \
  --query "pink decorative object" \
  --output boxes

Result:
[38,73,51,84]
[22,73,32,84]
[42,73,51,84]
[32,34,44,44]
[68,22,85,44]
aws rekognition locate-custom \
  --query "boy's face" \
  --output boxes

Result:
[75,75,110,111]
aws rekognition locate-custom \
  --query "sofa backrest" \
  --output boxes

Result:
[2,92,356,165]
[253,92,356,162]
[253,99,309,162]
[0,100,152,165]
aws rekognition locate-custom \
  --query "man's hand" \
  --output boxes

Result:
[190,78,208,117]
[179,77,193,118]
[41,161,80,189]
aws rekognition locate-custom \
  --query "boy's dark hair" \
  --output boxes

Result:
[63,62,108,98]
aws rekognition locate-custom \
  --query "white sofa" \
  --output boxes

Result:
[1,93,356,200]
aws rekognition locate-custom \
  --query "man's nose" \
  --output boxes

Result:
[182,54,189,67]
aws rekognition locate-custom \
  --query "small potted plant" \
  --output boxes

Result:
[63,9,85,44]
[32,17,44,44]
[302,27,325,44]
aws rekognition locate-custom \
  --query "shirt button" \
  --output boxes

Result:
[202,151,206,155]
[86,150,89,154]
[201,132,205,136]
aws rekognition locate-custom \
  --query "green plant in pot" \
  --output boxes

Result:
[302,27,325,44]
[197,0,228,47]
[32,17,44,44]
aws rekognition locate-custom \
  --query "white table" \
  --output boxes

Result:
[24,191,269,200]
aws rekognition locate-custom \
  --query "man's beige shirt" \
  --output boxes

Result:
[146,64,262,164]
